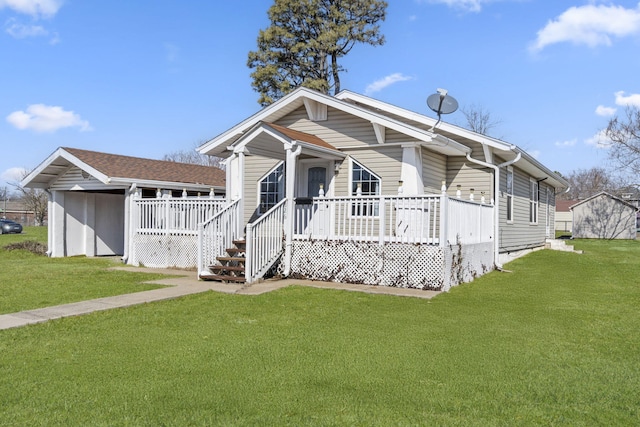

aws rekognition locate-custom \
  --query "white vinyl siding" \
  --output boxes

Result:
[422,148,447,194]
[243,155,282,225]
[499,166,552,252]
[446,151,492,201]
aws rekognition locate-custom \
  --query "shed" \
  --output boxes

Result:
[571,192,638,240]
[21,147,225,258]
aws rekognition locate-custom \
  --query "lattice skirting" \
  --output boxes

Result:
[131,234,198,269]
[290,241,494,291]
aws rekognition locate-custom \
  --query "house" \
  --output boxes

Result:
[555,199,578,233]
[21,147,226,265]
[0,200,44,226]
[196,87,568,290]
[571,192,638,240]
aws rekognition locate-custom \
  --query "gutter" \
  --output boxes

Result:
[465,150,521,269]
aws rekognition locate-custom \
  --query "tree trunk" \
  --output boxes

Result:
[331,54,340,94]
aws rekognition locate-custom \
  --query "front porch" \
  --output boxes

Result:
[194,193,494,291]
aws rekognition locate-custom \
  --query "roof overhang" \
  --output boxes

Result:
[230,122,346,161]
[21,147,224,192]
[198,87,472,158]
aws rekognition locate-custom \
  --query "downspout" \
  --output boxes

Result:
[465,148,521,269]
[283,143,303,277]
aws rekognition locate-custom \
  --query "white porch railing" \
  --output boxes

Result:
[446,197,494,244]
[134,197,226,235]
[293,194,493,246]
[197,199,241,275]
[245,199,287,283]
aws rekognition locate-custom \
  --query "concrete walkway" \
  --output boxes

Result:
[0,267,440,331]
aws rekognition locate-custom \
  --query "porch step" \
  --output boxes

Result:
[200,274,246,283]
[200,239,248,282]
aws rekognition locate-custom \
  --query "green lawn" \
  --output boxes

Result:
[0,227,168,314]
[0,238,639,425]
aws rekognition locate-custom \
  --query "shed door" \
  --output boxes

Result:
[95,193,125,256]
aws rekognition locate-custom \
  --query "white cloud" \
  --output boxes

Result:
[555,138,577,147]
[585,129,611,149]
[1,167,27,183]
[595,105,616,117]
[418,0,498,13]
[6,104,92,133]
[0,0,63,18]
[365,73,413,95]
[4,18,47,38]
[530,3,640,52]
[614,91,640,107]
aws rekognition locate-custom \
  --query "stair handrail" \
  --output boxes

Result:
[245,198,287,283]
[197,199,241,276]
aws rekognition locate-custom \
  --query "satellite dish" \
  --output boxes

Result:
[427,88,458,130]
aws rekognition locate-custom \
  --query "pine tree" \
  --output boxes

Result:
[248,0,387,106]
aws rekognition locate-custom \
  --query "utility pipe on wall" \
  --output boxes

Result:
[465,150,521,269]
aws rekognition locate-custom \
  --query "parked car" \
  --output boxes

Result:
[0,219,23,234]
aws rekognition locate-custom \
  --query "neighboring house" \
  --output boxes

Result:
[555,199,578,232]
[196,87,568,289]
[571,192,638,240]
[22,147,226,264]
[0,200,44,226]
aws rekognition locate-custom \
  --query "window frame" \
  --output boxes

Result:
[257,161,285,214]
[349,158,381,217]
[506,166,514,224]
[529,178,539,225]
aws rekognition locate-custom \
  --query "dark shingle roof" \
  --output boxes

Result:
[265,123,339,152]
[63,147,225,187]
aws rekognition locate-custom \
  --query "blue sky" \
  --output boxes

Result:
[2,0,640,190]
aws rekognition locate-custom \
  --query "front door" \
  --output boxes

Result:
[297,161,331,236]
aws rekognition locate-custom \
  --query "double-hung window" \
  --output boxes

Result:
[506,167,514,223]
[259,162,284,214]
[529,178,538,224]
[351,159,380,216]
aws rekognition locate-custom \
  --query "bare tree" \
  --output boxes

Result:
[163,143,225,169]
[10,172,48,226]
[605,106,640,180]
[461,104,502,136]
[557,167,619,200]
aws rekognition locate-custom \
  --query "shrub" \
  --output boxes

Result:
[3,240,48,255]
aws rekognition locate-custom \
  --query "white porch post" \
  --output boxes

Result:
[122,184,135,263]
[400,144,424,195]
[236,151,245,238]
[283,143,302,277]
[439,186,448,246]
[50,190,65,257]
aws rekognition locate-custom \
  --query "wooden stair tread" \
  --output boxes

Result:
[209,265,245,272]
[200,274,246,283]
[216,256,246,263]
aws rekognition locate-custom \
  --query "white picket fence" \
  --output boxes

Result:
[245,199,287,283]
[134,197,226,235]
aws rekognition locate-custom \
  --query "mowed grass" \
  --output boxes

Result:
[0,238,639,425]
[0,227,168,314]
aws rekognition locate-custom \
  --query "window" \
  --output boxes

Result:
[259,162,284,213]
[529,178,538,224]
[506,167,514,223]
[351,160,380,216]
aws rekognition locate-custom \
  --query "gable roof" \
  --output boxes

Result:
[197,86,471,158]
[198,87,568,189]
[22,147,225,190]
[570,191,639,211]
